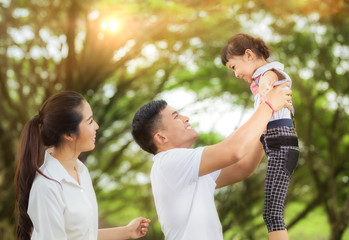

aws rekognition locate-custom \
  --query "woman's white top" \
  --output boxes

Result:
[28,151,98,240]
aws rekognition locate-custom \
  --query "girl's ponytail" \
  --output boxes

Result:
[254,37,270,59]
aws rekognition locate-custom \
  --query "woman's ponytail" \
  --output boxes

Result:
[15,115,44,240]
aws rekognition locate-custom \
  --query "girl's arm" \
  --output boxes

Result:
[259,70,278,103]
[98,217,151,240]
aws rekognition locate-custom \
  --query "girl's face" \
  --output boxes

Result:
[225,53,256,83]
[75,101,99,153]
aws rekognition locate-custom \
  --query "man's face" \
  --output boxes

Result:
[157,105,198,149]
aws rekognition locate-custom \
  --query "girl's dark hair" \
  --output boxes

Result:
[221,33,270,65]
[15,91,85,239]
[131,100,168,155]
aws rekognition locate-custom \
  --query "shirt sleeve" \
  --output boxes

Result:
[158,147,204,190]
[28,177,67,240]
[209,169,221,182]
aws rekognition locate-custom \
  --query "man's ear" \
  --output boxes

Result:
[154,132,168,145]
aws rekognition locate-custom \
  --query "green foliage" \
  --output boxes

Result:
[287,204,330,239]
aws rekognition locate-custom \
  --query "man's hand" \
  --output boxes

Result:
[266,82,292,111]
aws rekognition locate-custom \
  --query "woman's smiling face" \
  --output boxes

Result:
[75,100,99,153]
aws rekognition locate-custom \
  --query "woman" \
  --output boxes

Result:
[15,91,150,240]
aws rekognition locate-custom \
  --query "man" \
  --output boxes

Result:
[131,83,292,240]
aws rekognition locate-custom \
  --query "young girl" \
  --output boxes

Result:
[15,91,150,240]
[221,33,299,240]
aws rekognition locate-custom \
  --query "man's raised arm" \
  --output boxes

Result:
[199,82,292,177]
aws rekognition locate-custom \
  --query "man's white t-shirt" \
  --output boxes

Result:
[151,147,223,240]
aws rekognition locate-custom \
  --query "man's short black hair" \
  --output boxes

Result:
[131,100,168,155]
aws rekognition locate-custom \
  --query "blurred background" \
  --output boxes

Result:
[1,0,349,239]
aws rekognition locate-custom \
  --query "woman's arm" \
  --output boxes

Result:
[27,181,67,239]
[98,217,151,240]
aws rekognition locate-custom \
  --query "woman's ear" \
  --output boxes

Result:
[153,132,167,146]
[63,133,74,142]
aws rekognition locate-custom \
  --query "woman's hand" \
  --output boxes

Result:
[127,217,151,239]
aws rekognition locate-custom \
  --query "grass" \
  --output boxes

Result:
[286,202,349,240]
[223,201,349,240]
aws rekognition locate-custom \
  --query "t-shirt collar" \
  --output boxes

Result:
[252,61,284,79]
[42,150,81,185]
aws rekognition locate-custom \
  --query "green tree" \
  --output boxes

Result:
[1,0,349,239]
[188,1,349,239]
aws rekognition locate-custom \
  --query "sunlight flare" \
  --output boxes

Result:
[101,20,119,33]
